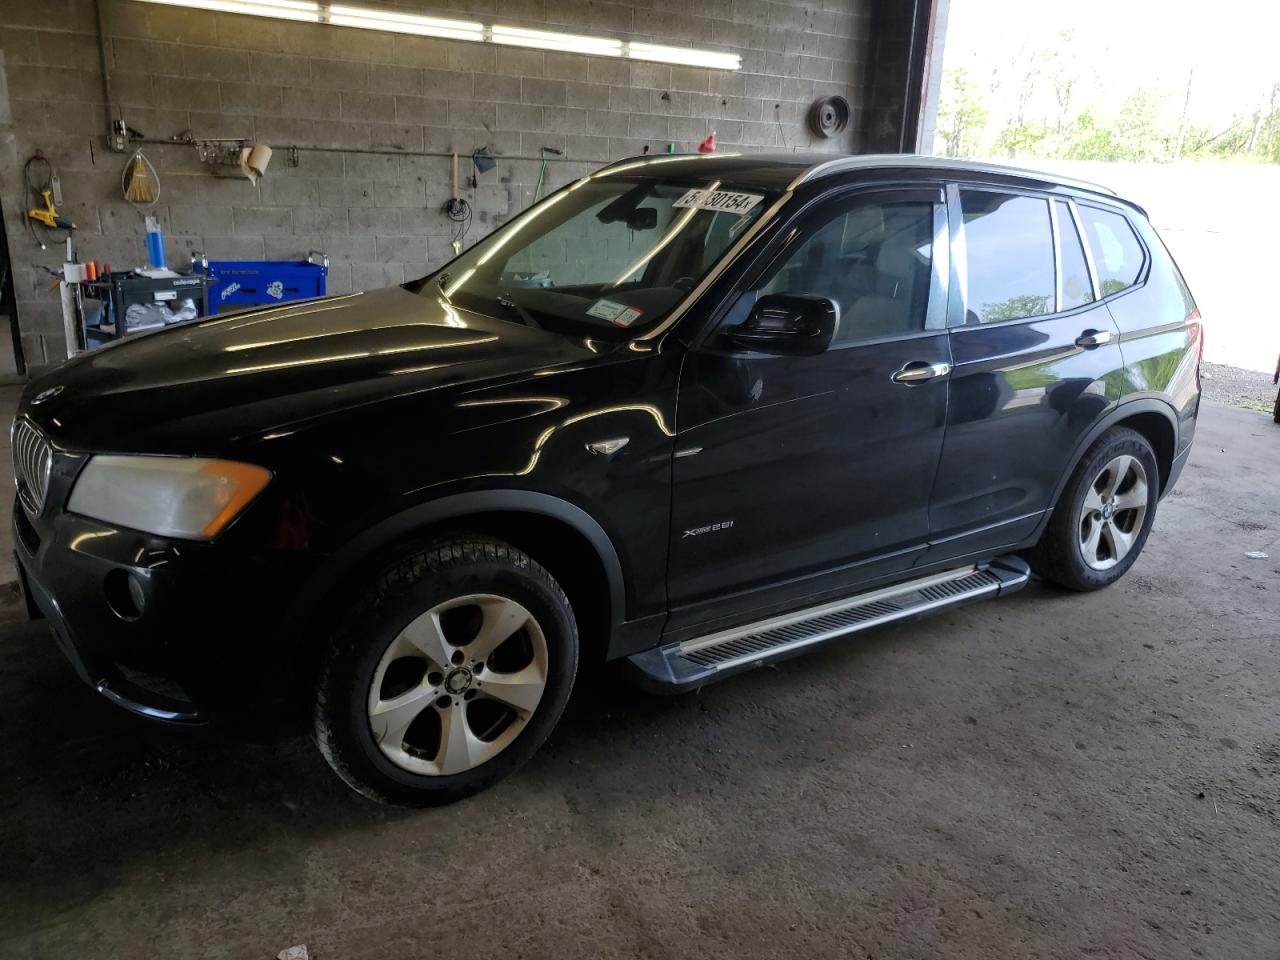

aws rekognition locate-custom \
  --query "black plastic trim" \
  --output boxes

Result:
[290,489,629,635]
[1028,397,1180,542]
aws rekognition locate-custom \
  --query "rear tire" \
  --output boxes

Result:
[1031,427,1160,591]
[313,536,578,805]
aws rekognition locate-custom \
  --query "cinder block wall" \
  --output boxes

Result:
[0,0,873,370]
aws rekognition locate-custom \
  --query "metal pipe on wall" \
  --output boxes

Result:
[125,138,618,167]
[94,0,120,145]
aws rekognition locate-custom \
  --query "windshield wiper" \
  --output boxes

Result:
[436,272,452,301]
[496,294,540,329]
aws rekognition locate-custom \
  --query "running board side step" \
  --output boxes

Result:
[628,556,1030,692]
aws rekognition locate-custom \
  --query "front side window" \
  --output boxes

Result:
[421,173,773,339]
[1055,200,1095,309]
[1077,205,1144,296]
[756,199,936,344]
[961,191,1055,324]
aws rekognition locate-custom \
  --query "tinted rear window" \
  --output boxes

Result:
[1077,205,1144,296]
[961,191,1055,323]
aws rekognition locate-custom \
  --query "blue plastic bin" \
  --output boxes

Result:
[192,252,328,312]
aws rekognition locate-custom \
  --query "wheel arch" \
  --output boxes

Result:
[1033,397,1179,542]
[288,490,627,665]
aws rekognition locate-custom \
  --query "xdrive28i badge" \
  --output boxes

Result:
[30,385,63,404]
[682,520,735,539]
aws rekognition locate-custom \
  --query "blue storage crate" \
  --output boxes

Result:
[192,252,328,312]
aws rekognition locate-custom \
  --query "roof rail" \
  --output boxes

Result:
[794,154,1118,197]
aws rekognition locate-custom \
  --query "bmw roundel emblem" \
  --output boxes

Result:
[31,385,63,404]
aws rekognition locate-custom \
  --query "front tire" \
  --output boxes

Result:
[1032,427,1160,591]
[313,536,578,805]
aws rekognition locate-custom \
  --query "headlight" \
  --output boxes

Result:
[68,455,272,540]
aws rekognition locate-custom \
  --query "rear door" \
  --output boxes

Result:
[667,186,952,632]
[926,185,1125,560]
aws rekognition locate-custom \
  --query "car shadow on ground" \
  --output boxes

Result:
[0,582,1055,934]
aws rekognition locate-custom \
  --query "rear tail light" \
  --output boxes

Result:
[1187,309,1202,363]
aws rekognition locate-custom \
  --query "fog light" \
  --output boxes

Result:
[104,569,146,621]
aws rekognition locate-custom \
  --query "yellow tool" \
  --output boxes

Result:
[27,190,75,231]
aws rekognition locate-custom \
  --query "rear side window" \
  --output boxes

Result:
[960,191,1054,323]
[1077,206,1144,296]
[1054,200,1095,309]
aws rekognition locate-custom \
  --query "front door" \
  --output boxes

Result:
[667,187,952,633]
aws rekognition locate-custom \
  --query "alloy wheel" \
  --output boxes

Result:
[1078,454,1148,571]
[367,594,548,776]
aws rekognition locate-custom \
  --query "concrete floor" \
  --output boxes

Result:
[1,401,1278,959]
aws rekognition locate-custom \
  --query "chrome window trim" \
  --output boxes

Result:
[945,182,967,327]
[1047,197,1064,314]
[1067,198,1102,302]
[926,199,950,331]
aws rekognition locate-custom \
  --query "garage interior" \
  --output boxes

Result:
[0,0,939,373]
[3,0,1280,957]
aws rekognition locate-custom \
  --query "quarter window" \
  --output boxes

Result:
[758,200,936,344]
[960,191,1055,324]
[1077,206,1144,296]
[1055,200,1095,309]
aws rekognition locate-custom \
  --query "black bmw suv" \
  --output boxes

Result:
[12,153,1201,804]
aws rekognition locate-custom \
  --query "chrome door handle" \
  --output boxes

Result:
[1075,329,1113,348]
[892,361,951,384]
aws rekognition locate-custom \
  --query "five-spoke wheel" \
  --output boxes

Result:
[368,594,548,776]
[314,537,577,805]
[1077,454,1149,571]
[1032,426,1159,591]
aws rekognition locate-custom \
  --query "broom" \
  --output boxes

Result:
[122,149,159,207]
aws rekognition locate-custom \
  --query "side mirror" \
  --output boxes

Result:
[724,294,838,356]
[627,207,658,230]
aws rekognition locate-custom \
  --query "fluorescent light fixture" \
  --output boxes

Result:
[492,24,622,56]
[130,0,740,70]
[627,41,740,70]
[329,4,483,40]
[137,0,320,21]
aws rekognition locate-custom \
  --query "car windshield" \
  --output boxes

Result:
[416,169,775,338]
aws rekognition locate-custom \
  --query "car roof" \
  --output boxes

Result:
[595,152,1121,203]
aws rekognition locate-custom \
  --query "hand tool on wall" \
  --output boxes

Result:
[28,191,76,231]
[25,152,75,249]
[444,152,467,221]
[532,145,564,203]
[443,152,473,256]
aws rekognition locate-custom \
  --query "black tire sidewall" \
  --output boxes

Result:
[321,543,577,804]
[1053,429,1160,590]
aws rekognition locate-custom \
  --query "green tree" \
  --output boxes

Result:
[1061,93,1167,162]
[994,119,1052,159]
[937,68,989,158]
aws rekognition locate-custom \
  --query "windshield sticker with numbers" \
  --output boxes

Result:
[586,298,627,321]
[610,306,644,327]
[673,189,765,214]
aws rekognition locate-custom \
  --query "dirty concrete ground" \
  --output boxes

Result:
[1,401,1279,960]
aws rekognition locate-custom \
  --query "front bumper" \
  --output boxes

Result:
[14,501,307,726]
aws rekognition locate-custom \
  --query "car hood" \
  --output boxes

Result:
[23,286,616,453]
